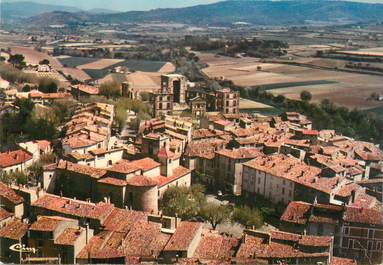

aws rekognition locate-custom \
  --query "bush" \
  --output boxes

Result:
[99,81,121,99]
[232,206,263,228]
[300,90,312,101]
[38,78,58,93]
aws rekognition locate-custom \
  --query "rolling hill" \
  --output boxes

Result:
[15,0,383,26]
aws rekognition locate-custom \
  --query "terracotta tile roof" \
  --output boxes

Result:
[126,175,158,187]
[77,231,125,260]
[73,84,99,95]
[216,148,261,160]
[184,139,227,160]
[153,166,191,187]
[237,230,331,261]
[57,160,107,179]
[157,147,176,159]
[103,208,147,233]
[193,231,237,261]
[55,227,83,245]
[164,221,202,251]
[32,194,114,222]
[0,150,32,168]
[331,257,357,265]
[108,159,140,174]
[0,207,13,221]
[214,119,234,127]
[30,216,76,232]
[280,201,311,225]
[343,206,383,225]
[67,152,95,161]
[63,136,98,149]
[0,181,24,204]
[244,154,336,194]
[0,219,28,240]
[335,182,361,198]
[35,140,51,151]
[124,220,168,258]
[98,177,127,187]
[109,158,160,174]
[192,129,226,140]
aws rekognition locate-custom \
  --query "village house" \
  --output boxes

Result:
[215,148,262,195]
[0,149,33,176]
[18,140,52,163]
[0,182,24,218]
[280,201,383,264]
[27,216,92,264]
[0,219,29,263]
[70,84,99,99]
[236,229,334,265]
[31,194,115,231]
[241,154,342,205]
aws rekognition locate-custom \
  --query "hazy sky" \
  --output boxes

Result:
[4,0,383,11]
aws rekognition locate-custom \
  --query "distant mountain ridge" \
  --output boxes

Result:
[0,1,116,23]
[8,0,383,26]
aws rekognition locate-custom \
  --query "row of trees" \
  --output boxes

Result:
[161,185,263,230]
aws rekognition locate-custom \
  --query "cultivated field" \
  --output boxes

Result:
[77,59,124,70]
[198,52,383,110]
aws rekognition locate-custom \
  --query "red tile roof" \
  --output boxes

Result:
[216,148,261,160]
[32,194,114,222]
[126,175,158,187]
[77,231,125,260]
[124,220,168,258]
[153,166,190,187]
[0,207,13,221]
[0,181,24,204]
[57,160,107,179]
[331,257,357,265]
[0,150,32,168]
[98,177,127,187]
[237,230,331,261]
[193,231,237,261]
[164,221,202,251]
[0,219,28,240]
[280,201,311,225]
[109,158,160,174]
[157,147,175,159]
[103,208,147,233]
[343,206,383,225]
[55,227,83,245]
[30,216,76,232]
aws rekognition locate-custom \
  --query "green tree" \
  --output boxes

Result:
[8,54,26,69]
[200,202,231,230]
[232,206,263,229]
[39,59,50,65]
[99,82,121,99]
[300,90,312,101]
[161,185,205,219]
[38,78,58,93]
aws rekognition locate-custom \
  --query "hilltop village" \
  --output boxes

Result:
[0,67,382,265]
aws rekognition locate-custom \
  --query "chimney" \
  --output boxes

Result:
[351,190,356,203]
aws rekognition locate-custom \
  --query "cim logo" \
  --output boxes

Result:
[9,243,37,253]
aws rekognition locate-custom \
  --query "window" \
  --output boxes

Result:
[376,241,382,250]
[368,229,374,239]
[258,178,261,184]
[348,239,354,249]
[344,227,350,235]
[108,160,112,166]
[368,241,373,250]
[282,188,285,195]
